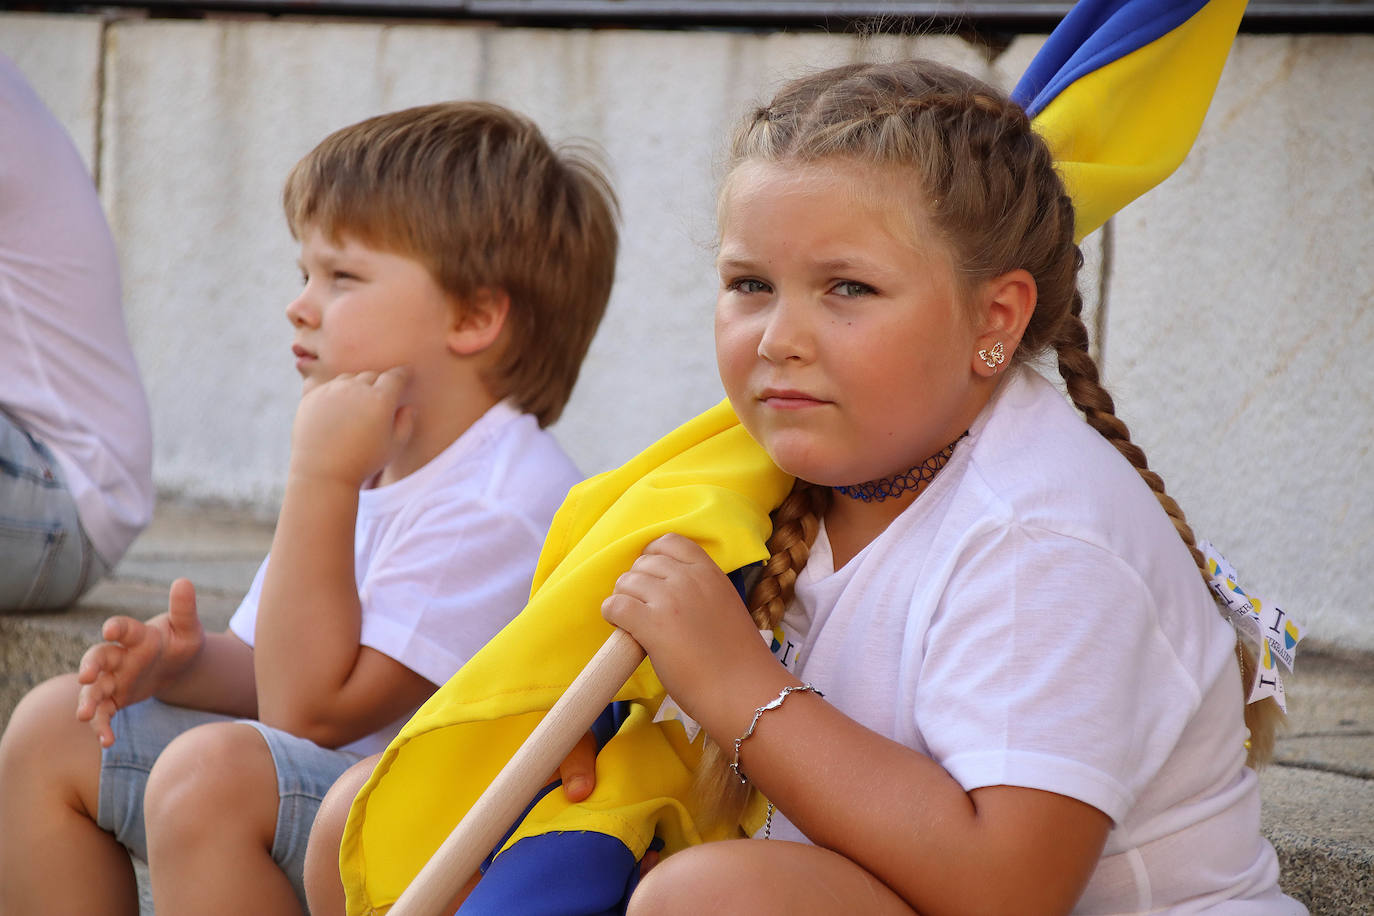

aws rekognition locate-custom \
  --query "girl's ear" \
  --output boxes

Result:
[448,288,511,357]
[972,269,1036,376]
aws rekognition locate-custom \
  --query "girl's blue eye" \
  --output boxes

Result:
[833,280,876,297]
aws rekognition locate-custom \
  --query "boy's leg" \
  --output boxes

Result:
[627,838,915,916]
[0,674,139,915]
[144,720,359,916]
[304,752,381,916]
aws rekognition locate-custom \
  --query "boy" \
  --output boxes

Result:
[0,101,618,915]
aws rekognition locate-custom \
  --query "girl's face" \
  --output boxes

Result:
[715,159,988,488]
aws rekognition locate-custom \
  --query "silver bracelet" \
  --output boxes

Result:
[729,683,824,785]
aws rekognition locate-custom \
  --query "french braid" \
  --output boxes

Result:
[701,59,1279,827]
[694,479,831,824]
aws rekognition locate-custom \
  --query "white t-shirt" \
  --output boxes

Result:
[230,400,581,756]
[765,368,1303,915]
[0,53,154,566]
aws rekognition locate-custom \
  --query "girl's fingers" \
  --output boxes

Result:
[643,532,707,561]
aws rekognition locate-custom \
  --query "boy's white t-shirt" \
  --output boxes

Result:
[229,400,580,756]
[764,368,1303,915]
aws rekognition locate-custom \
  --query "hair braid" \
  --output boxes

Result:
[692,480,831,827]
[1043,195,1282,767]
[746,480,832,630]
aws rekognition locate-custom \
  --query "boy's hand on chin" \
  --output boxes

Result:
[289,366,414,488]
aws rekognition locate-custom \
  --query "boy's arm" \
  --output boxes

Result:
[77,579,258,746]
[253,369,435,748]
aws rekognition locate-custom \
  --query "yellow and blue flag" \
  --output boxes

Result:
[342,402,792,915]
[1013,0,1246,241]
[340,3,1247,913]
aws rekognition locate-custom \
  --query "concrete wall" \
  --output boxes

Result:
[2,13,1370,651]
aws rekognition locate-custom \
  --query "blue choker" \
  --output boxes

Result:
[833,433,966,503]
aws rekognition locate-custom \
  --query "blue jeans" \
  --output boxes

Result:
[98,699,363,911]
[0,409,108,610]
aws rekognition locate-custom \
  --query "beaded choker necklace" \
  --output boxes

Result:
[832,432,967,503]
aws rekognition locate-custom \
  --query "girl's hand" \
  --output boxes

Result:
[601,534,777,725]
[75,578,205,747]
[289,367,414,488]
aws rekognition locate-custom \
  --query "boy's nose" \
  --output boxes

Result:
[285,291,317,328]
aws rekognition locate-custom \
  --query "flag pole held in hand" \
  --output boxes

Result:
[388,628,646,916]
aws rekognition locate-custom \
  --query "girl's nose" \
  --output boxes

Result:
[757,297,812,364]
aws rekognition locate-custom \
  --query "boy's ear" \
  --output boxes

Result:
[448,288,511,357]
[972,268,1036,374]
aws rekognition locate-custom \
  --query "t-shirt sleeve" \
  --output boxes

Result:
[355,497,544,687]
[914,523,1203,824]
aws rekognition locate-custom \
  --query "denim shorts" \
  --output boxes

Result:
[96,698,364,908]
[0,409,108,610]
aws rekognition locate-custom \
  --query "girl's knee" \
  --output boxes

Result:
[144,721,277,846]
[305,754,378,916]
[630,842,756,915]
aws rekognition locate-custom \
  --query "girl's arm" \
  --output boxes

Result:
[603,534,1110,916]
[252,369,435,748]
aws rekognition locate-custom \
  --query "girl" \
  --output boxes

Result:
[600,60,1303,915]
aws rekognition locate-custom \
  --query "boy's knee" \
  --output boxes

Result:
[144,722,278,847]
[0,674,97,801]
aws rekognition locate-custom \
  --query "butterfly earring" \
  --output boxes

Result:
[978,341,1005,370]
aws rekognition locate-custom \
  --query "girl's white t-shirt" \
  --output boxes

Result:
[764,368,1303,915]
[229,400,581,756]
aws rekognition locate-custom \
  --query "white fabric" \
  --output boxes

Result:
[765,367,1303,915]
[230,401,580,756]
[0,53,154,566]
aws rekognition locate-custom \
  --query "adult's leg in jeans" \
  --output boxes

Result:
[0,412,104,611]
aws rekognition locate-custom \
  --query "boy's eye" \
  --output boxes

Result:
[727,278,771,295]
[832,280,876,297]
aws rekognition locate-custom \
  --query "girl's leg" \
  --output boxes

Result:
[628,838,915,916]
[304,753,380,916]
[143,721,302,916]
[0,674,139,915]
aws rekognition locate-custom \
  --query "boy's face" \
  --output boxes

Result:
[286,225,459,395]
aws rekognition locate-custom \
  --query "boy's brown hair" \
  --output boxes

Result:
[283,101,619,427]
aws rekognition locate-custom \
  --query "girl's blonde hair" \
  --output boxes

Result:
[699,59,1283,827]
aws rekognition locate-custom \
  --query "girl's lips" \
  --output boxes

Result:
[760,390,826,409]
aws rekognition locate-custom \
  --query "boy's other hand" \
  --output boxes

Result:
[553,729,598,803]
[75,578,205,747]
[290,367,414,488]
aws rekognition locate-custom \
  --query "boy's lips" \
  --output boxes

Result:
[292,343,317,370]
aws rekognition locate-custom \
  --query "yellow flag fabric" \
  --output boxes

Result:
[341,400,792,913]
[1023,0,1247,241]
